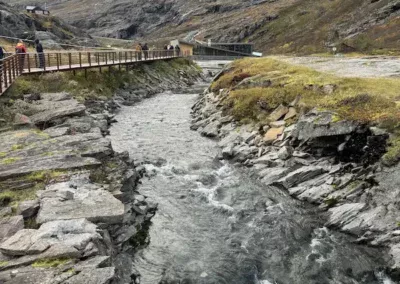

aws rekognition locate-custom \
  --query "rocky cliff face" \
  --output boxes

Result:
[0,59,201,284]
[5,0,400,53]
[0,1,97,49]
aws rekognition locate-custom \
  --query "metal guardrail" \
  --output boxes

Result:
[0,49,188,95]
[0,54,23,94]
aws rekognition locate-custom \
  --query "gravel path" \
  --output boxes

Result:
[277,56,400,78]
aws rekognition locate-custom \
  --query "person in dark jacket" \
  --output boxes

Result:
[0,46,4,71]
[142,43,149,60]
[0,46,4,60]
[35,39,45,68]
[175,45,181,56]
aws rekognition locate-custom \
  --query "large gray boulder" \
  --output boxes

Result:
[0,216,24,243]
[292,109,358,141]
[274,166,326,189]
[37,181,125,225]
[63,267,115,284]
[0,219,101,257]
[326,203,366,228]
[17,200,40,219]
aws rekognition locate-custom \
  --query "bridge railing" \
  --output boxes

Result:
[0,49,189,95]
[20,49,185,72]
[0,54,22,94]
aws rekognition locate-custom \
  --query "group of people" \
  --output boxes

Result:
[163,44,180,52]
[0,39,45,69]
[134,43,181,60]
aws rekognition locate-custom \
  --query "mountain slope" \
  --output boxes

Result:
[5,0,400,54]
[0,1,97,49]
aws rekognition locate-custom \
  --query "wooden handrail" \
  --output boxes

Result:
[0,49,187,96]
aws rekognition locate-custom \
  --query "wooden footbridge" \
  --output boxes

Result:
[0,49,187,96]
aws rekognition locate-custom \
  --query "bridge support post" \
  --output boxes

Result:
[84,69,87,79]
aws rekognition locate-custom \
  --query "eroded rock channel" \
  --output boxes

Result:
[109,61,397,284]
[0,59,398,284]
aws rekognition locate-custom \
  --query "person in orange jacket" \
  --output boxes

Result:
[135,43,142,60]
[15,40,27,72]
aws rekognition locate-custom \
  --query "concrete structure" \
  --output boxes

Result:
[170,40,195,56]
[26,6,50,15]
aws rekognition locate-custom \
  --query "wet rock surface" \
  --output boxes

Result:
[191,84,400,279]
[0,61,201,283]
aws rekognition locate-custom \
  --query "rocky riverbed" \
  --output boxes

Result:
[191,70,400,280]
[0,60,201,284]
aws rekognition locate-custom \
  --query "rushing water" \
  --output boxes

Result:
[110,75,394,284]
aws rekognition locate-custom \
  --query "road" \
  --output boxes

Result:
[277,56,400,78]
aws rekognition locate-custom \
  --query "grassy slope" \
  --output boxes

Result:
[213,57,400,163]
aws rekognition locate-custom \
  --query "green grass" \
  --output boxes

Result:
[214,57,400,164]
[31,258,72,268]
[27,170,64,182]
[0,187,39,206]
[0,261,8,267]
[0,157,21,165]
[214,58,400,124]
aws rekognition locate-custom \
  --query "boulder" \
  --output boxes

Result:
[268,105,289,122]
[40,92,72,101]
[292,110,358,141]
[0,207,12,218]
[277,146,293,160]
[269,121,285,128]
[63,267,115,284]
[274,166,325,189]
[74,256,111,272]
[17,200,40,219]
[0,244,80,272]
[254,152,279,165]
[0,219,101,257]
[284,107,297,120]
[0,229,49,256]
[326,203,366,228]
[29,102,86,125]
[264,127,284,143]
[43,126,70,138]
[200,121,220,137]
[13,114,32,126]
[260,167,290,185]
[0,216,24,243]
[37,181,125,225]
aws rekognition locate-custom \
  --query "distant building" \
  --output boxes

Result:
[26,6,50,15]
[170,40,195,56]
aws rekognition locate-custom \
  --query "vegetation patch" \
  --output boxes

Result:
[214,57,400,162]
[214,57,400,123]
[0,187,40,207]
[0,261,8,267]
[0,157,21,165]
[31,258,72,268]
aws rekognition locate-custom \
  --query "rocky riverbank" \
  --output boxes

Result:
[0,59,201,284]
[191,68,400,279]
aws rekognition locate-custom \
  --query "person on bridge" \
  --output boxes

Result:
[175,45,181,56]
[35,39,45,69]
[142,43,149,60]
[135,43,142,61]
[0,46,4,60]
[15,40,27,72]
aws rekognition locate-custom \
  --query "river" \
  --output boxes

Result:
[110,62,394,284]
